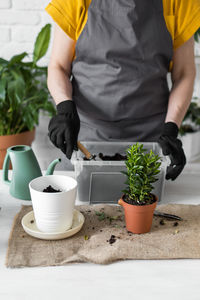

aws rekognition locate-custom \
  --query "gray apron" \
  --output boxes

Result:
[71,0,173,141]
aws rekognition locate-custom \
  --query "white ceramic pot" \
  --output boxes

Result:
[29,175,77,233]
[180,131,200,162]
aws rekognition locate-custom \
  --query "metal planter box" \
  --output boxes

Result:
[71,142,166,204]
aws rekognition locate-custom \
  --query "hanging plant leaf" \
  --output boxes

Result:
[33,24,51,64]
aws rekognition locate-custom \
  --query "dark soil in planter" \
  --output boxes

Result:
[83,153,127,161]
[98,153,127,161]
[122,193,156,206]
[42,185,61,193]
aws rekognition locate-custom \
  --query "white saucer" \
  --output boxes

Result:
[21,209,85,240]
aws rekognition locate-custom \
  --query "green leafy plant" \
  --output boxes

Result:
[0,24,56,136]
[121,143,161,205]
[179,100,200,136]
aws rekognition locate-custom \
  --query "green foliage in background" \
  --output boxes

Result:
[0,24,56,136]
[195,28,200,43]
[121,143,161,205]
[179,100,200,135]
[179,27,200,135]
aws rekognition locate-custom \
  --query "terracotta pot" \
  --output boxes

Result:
[0,128,36,169]
[118,195,158,234]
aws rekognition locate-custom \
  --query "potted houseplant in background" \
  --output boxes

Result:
[179,98,200,162]
[118,143,161,234]
[0,24,56,168]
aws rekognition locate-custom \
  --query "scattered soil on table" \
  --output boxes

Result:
[160,219,165,225]
[173,222,179,226]
[107,235,116,245]
[42,185,62,193]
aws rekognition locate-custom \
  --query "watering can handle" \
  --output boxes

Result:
[2,152,11,185]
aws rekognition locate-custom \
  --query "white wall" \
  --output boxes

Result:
[0,0,52,64]
[0,0,200,170]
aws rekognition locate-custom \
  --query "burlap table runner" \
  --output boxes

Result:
[5,204,200,268]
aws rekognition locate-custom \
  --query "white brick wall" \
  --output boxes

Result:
[13,0,49,10]
[0,0,53,65]
[0,27,10,42]
[0,0,199,170]
[0,0,199,64]
[0,0,199,68]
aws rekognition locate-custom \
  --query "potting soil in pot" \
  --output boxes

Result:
[42,185,61,193]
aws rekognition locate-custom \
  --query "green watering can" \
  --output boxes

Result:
[2,145,61,200]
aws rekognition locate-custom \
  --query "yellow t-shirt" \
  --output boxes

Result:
[46,0,200,69]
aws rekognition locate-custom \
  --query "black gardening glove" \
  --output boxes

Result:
[158,122,186,181]
[48,100,80,159]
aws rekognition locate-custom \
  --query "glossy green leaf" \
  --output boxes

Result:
[0,58,8,67]
[33,24,51,64]
[8,52,28,67]
[0,78,7,101]
[7,77,25,109]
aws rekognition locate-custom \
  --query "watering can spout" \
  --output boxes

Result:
[45,158,61,175]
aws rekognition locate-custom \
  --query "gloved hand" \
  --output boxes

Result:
[158,122,186,181]
[48,100,80,159]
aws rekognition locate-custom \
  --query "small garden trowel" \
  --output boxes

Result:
[77,141,96,160]
[154,210,183,221]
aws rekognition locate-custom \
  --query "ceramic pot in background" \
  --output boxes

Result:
[29,175,77,233]
[118,195,158,234]
[0,129,35,169]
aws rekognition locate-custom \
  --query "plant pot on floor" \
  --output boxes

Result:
[118,195,158,234]
[0,128,35,169]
